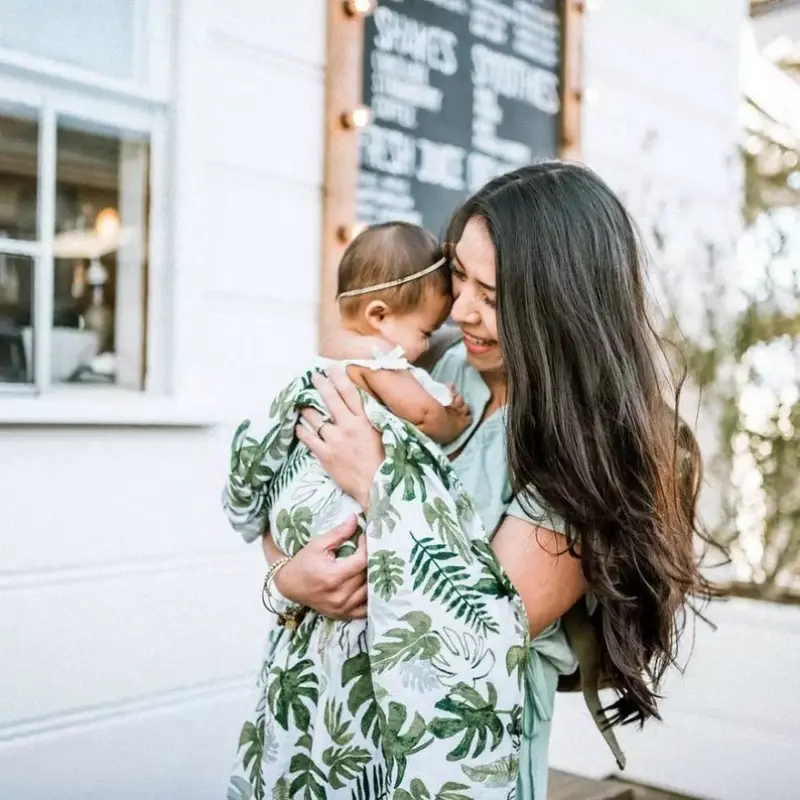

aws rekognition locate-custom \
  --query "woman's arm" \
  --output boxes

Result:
[492,516,587,636]
[264,516,370,619]
[262,530,284,566]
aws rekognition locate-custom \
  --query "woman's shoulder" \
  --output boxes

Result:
[505,487,567,534]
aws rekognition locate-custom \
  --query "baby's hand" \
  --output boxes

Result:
[449,390,469,417]
[444,387,472,439]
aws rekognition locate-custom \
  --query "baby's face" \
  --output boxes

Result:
[381,289,452,362]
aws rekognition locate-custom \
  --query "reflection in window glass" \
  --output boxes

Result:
[0,106,39,243]
[0,0,142,80]
[0,252,33,383]
[54,118,150,385]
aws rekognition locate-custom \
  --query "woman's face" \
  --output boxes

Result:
[450,217,504,374]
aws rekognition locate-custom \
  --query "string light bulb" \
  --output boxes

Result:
[337,223,367,244]
[340,105,372,130]
[343,0,377,17]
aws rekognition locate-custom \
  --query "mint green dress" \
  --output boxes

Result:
[431,343,578,800]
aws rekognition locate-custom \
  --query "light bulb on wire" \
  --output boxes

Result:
[337,223,367,244]
[340,105,373,130]
[343,0,377,17]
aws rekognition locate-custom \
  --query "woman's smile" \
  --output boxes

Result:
[462,331,497,355]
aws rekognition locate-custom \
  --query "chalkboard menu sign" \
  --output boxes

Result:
[356,0,564,238]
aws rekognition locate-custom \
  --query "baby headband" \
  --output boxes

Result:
[337,256,447,299]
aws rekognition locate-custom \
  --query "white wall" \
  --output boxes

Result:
[548,2,800,799]
[0,0,327,797]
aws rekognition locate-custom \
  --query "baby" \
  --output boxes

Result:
[322,221,471,444]
[222,223,526,798]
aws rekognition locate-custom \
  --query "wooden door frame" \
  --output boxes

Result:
[318,0,584,345]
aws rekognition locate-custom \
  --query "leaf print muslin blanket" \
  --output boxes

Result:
[223,366,531,800]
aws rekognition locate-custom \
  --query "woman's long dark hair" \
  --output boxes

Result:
[447,162,713,727]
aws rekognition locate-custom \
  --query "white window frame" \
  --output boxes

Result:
[0,0,210,424]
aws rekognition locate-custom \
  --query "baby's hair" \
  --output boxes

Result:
[337,222,450,318]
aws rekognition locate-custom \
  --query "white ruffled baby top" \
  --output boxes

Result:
[316,345,452,406]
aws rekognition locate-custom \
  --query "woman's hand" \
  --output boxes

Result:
[296,368,384,510]
[271,515,369,619]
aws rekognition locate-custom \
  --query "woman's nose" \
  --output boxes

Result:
[451,290,480,325]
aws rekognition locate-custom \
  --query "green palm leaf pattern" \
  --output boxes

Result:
[382,702,431,787]
[453,492,475,525]
[287,615,315,660]
[265,442,311,509]
[270,778,290,800]
[423,499,473,562]
[380,440,428,502]
[368,484,401,539]
[393,778,472,800]
[227,775,254,800]
[269,379,300,418]
[225,362,529,796]
[325,698,355,746]
[342,653,381,747]
[322,745,373,789]
[267,659,319,732]
[460,755,519,788]
[275,506,313,554]
[409,536,499,637]
[368,550,405,602]
[349,761,389,800]
[371,612,441,673]
[288,753,326,800]
[470,540,519,601]
[428,683,506,762]
[235,685,268,800]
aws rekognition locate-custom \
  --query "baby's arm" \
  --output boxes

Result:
[352,366,471,444]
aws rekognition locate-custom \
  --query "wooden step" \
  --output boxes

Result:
[549,770,636,800]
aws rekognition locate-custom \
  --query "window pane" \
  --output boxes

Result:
[0,0,143,80]
[54,117,149,386]
[0,252,33,383]
[0,104,39,243]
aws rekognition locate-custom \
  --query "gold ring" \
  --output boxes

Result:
[315,418,331,437]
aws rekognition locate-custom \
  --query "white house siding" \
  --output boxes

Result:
[3,2,789,799]
[0,1,327,798]
[548,3,800,800]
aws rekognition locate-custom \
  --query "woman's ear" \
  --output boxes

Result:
[364,300,389,332]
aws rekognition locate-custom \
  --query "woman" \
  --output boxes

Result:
[257,162,706,797]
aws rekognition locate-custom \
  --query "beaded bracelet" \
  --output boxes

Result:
[261,556,292,614]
